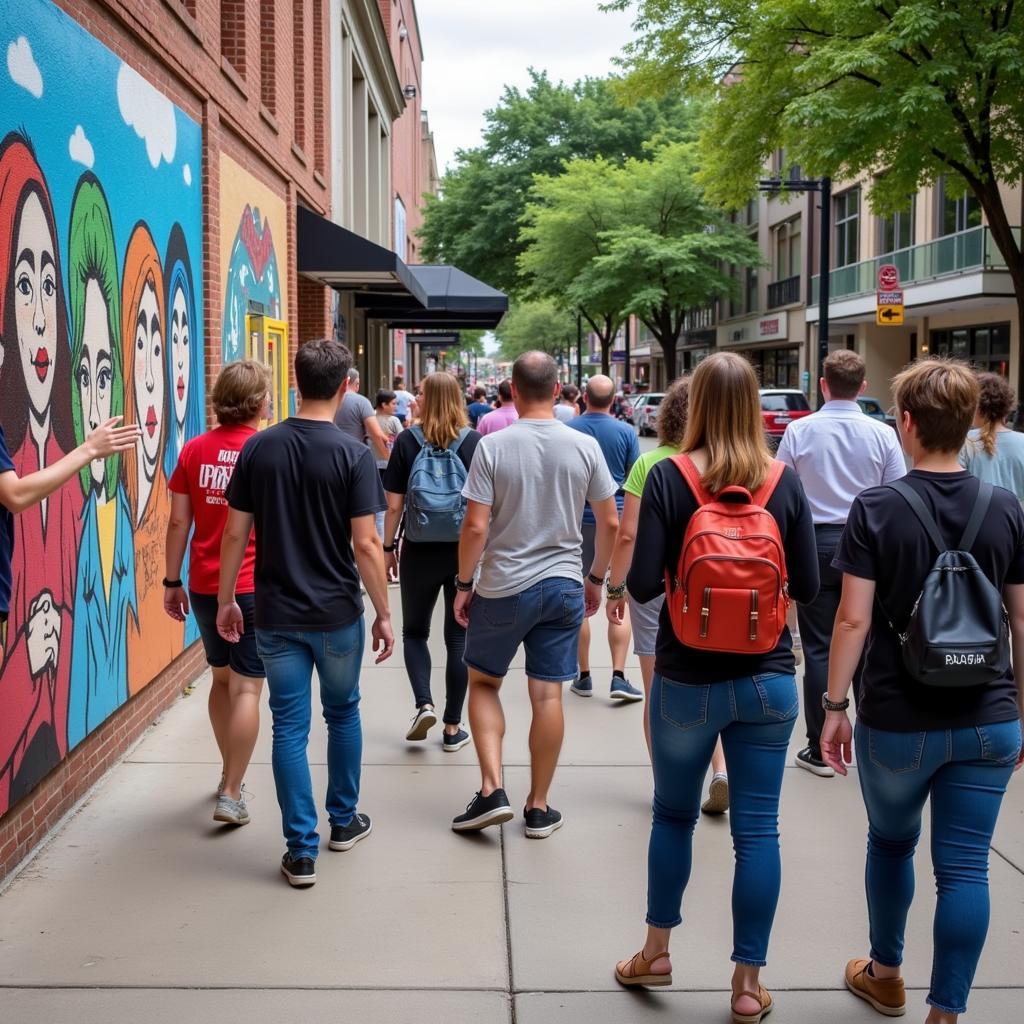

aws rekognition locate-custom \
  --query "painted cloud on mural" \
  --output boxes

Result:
[116,62,176,168]
[6,36,43,98]
[68,125,93,168]
[183,163,192,187]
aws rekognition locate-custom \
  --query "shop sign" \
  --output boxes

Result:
[611,350,626,363]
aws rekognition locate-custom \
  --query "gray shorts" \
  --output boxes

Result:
[628,592,664,657]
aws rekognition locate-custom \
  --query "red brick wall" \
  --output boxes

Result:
[388,0,424,260]
[0,0,332,876]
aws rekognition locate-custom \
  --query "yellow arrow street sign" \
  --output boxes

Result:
[877,305,904,325]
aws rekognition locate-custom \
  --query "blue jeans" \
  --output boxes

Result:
[647,672,798,966]
[855,720,1022,1015]
[256,620,366,860]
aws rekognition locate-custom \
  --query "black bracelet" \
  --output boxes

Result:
[162,577,183,589]
[821,694,851,712]
[383,543,396,553]
[455,576,474,593]
[587,572,605,586]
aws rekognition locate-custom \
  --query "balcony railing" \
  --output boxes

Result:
[811,226,1015,305]
[767,275,801,309]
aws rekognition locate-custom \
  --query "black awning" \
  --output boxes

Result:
[296,205,427,302]
[354,264,508,329]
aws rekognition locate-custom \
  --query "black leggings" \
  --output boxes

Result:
[399,540,468,725]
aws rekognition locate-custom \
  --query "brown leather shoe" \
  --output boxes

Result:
[845,959,906,1017]
[614,948,672,987]
[731,984,773,1023]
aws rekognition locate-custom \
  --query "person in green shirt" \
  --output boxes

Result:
[605,376,730,815]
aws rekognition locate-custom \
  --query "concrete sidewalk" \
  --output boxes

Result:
[1,599,1022,1023]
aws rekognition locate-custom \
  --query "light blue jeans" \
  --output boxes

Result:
[256,619,365,860]
[647,672,798,966]
[855,720,1022,1015]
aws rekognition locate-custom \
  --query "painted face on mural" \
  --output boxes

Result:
[133,277,164,473]
[79,278,114,490]
[170,284,189,429]
[13,190,59,421]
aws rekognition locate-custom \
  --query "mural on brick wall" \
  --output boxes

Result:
[0,0,204,816]
[219,153,285,363]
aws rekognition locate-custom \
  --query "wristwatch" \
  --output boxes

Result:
[454,576,474,593]
[162,577,183,589]
[821,694,851,712]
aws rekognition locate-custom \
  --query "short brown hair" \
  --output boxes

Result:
[892,358,979,453]
[212,360,271,425]
[295,338,352,399]
[512,352,558,402]
[823,349,865,400]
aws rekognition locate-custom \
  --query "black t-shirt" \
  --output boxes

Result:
[628,459,819,682]
[834,469,1024,732]
[226,418,386,630]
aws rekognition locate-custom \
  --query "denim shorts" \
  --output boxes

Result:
[190,591,265,679]
[465,576,585,682]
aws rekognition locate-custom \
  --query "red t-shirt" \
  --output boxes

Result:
[169,425,257,594]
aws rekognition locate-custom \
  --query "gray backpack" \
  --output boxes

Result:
[403,427,471,543]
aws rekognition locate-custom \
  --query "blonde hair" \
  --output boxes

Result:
[213,360,271,425]
[682,352,772,494]
[892,358,979,453]
[418,372,468,447]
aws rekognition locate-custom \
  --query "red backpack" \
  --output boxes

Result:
[665,455,789,654]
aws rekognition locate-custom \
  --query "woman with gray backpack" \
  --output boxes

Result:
[382,372,480,751]
[823,358,1024,1024]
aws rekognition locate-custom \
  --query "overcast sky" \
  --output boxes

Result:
[416,0,637,173]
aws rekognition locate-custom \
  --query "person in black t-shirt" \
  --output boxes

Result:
[615,353,818,1023]
[822,359,1024,1022]
[382,372,480,751]
[218,339,393,889]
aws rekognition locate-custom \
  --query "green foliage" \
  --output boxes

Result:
[419,70,694,295]
[494,300,578,362]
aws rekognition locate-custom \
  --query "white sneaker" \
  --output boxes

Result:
[701,773,730,815]
[406,705,437,741]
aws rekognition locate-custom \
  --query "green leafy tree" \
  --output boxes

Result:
[494,299,578,363]
[419,70,693,295]
[609,0,1024,395]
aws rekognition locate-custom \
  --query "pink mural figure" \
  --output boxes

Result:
[122,222,182,696]
[0,131,83,808]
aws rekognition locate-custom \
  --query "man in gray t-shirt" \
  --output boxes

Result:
[334,368,389,462]
[451,352,618,840]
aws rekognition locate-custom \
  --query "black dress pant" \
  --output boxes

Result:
[399,540,468,725]
[795,524,863,755]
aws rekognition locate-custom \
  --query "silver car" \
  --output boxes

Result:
[632,392,665,437]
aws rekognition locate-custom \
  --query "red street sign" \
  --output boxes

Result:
[878,263,900,290]
[877,289,904,306]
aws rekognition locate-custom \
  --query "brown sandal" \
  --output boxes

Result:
[614,949,672,987]
[731,985,773,1024]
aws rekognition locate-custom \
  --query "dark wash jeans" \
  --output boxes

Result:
[855,720,1022,1014]
[647,672,798,966]
[796,524,863,754]
[399,540,467,725]
[255,619,365,860]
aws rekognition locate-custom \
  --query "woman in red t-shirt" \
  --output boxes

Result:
[165,361,269,827]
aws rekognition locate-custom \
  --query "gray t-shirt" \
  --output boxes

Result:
[960,427,1024,502]
[553,403,576,422]
[334,392,375,445]
[462,418,617,598]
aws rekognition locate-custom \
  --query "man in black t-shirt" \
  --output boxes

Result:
[218,339,393,889]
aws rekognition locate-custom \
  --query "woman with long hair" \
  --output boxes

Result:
[960,371,1024,500]
[614,352,817,1023]
[382,372,480,750]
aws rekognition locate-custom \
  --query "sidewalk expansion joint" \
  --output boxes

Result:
[500,821,517,1024]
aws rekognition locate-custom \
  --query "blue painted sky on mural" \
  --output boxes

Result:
[1,0,203,353]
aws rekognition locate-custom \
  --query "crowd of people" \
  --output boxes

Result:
[2,336,1023,1024]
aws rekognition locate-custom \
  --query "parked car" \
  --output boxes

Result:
[633,392,665,436]
[759,388,812,448]
[858,396,898,429]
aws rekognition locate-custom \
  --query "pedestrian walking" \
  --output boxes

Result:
[217,339,394,889]
[822,358,1024,1024]
[614,352,817,1024]
[334,367,390,463]
[452,351,618,839]
[553,385,579,422]
[392,376,415,426]
[567,374,643,703]
[467,386,494,428]
[373,389,403,541]
[476,380,518,436]
[382,372,480,752]
[164,360,269,826]
[776,349,905,778]
[960,371,1024,501]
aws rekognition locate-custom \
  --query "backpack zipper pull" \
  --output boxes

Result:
[749,589,759,641]
[699,586,711,638]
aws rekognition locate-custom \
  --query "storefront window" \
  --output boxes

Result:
[930,323,1010,376]
[744,346,799,389]
[834,188,860,267]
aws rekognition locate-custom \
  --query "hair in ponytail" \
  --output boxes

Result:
[975,372,1015,457]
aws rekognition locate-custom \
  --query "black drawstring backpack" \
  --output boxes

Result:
[882,480,1010,688]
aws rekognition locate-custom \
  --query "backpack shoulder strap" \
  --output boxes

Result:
[670,454,712,506]
[889,480,947,553]
[751,460,786,507]
[409,425,427,448]
[449,427,472,455]
[958,481,993,551]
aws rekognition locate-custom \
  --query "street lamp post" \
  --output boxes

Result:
[576,313,583,387]
[758,176,831,404]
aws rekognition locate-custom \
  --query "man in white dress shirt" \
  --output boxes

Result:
[777,349,905,777]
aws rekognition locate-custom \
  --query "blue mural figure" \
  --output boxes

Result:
[163,223,202,644]
[221,204,281,362]
[66,173,137,747]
